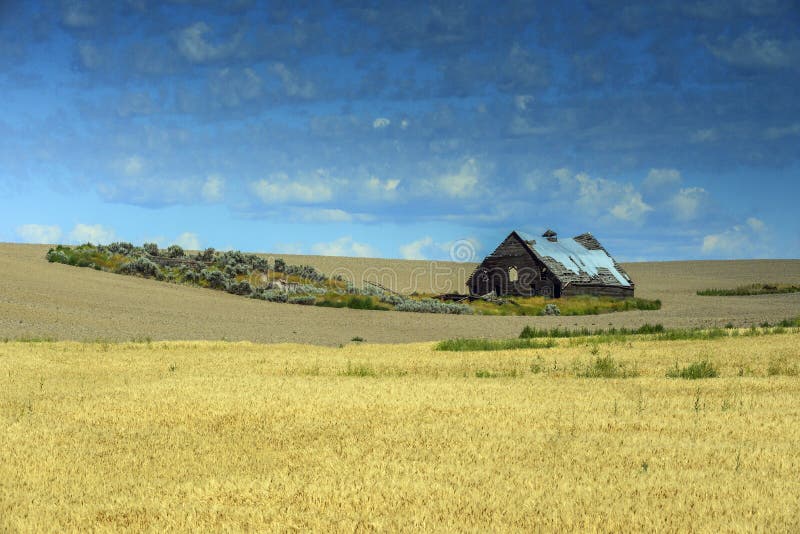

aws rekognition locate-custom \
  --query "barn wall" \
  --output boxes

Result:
[468,234,558,297]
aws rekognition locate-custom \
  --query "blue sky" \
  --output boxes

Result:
[1,0,799,261]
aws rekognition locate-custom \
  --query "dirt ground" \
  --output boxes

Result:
[1,243,798,344]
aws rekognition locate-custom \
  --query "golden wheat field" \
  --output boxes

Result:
[2,333,799,531]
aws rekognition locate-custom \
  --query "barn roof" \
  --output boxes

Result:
[519,231,633,287]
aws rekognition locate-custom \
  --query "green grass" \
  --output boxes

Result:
[315,294,391,311]
[435,338,557,352]
[577,356,639,378]
[469,295,661,316]
[697,283,800,296]
[666,360,719,379]
[520,323,665,339]
[519,321,800,344]
[340,361,377,377]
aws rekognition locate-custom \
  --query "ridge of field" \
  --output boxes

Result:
[1,335,799,530]
[1,243,799,344]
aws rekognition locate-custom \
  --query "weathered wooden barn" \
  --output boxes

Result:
[467,230,634,298]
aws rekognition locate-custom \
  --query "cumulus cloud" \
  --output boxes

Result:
[176,21,241,64]
[399,236,434,260]
[61,0,100,29]
[670,187,708,221]
[373,117,390,129]
[210,67,263,107]
[642,168,682,192]
[708,30,800,71]
[202,175,224,202]
[174,232,201,250]
[311,236,379,258]
[270,62,315,99]
[252,175,333,205]
[16,224,63,244]
[764,123,800,140]
[75,41,104,70]
[702,217,768,257]
[119,155,145,177]
[69,223,115,244]
[610,191,653,223]
[365,176,400,200]
[436,158,480,198]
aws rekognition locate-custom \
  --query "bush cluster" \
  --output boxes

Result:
[252,289,288,303]
[166,245,185,258]
[284,264,328,283]
[227,280,254,296]
[201,269,229,289]
[119,256,161,278]
[143,242,160,256]
[394,298,473,315]
[541,303,561,316]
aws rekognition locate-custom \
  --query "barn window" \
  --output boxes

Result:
[509,266,518,282]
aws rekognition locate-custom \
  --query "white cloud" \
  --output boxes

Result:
[702,218,768,257]
[400,119,409,129]
[373,117,391,129]
[670,187,707,221]
[610,191,653,223]
[311,236,379,258]
[764,123,800,140]
[76,41,104,70]
[691,129,718,143]
[177,21,241,63]
[514,94,534,111]
[555,169,653,223]
[746,217,766,232]
[708,30,800,71]
[270,63,315,99]
[202,175,225,202]
[121,156,144,176]
[16,224,62,244]
[399,236,434,260]
[62,1,99,28]
[69,224,115,245]
[252,175,333,204]
[437,158,479,198]
[174,232,201,250]
[210,67,263,107]
[298,208,353,223]
[642,168,682,191]
[365,176,401,200]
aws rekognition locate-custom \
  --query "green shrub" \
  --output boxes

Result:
[288,295,316,305]
[166,245,185,258]
[107,242,134,256]
[666,360,719,379]
[201,269,229,290]
[253,289,288,303]
[143,242,160,256]
[541,303,561,316]
[197,248,216,262]
[274,258,286,272]
[119,256,161,278]
[227,280,253,296]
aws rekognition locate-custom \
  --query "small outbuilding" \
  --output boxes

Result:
[467,230,634,298]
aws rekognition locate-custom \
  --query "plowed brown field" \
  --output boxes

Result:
[1,243,798,344]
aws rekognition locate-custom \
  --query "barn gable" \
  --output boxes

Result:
[467,230,634,298]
